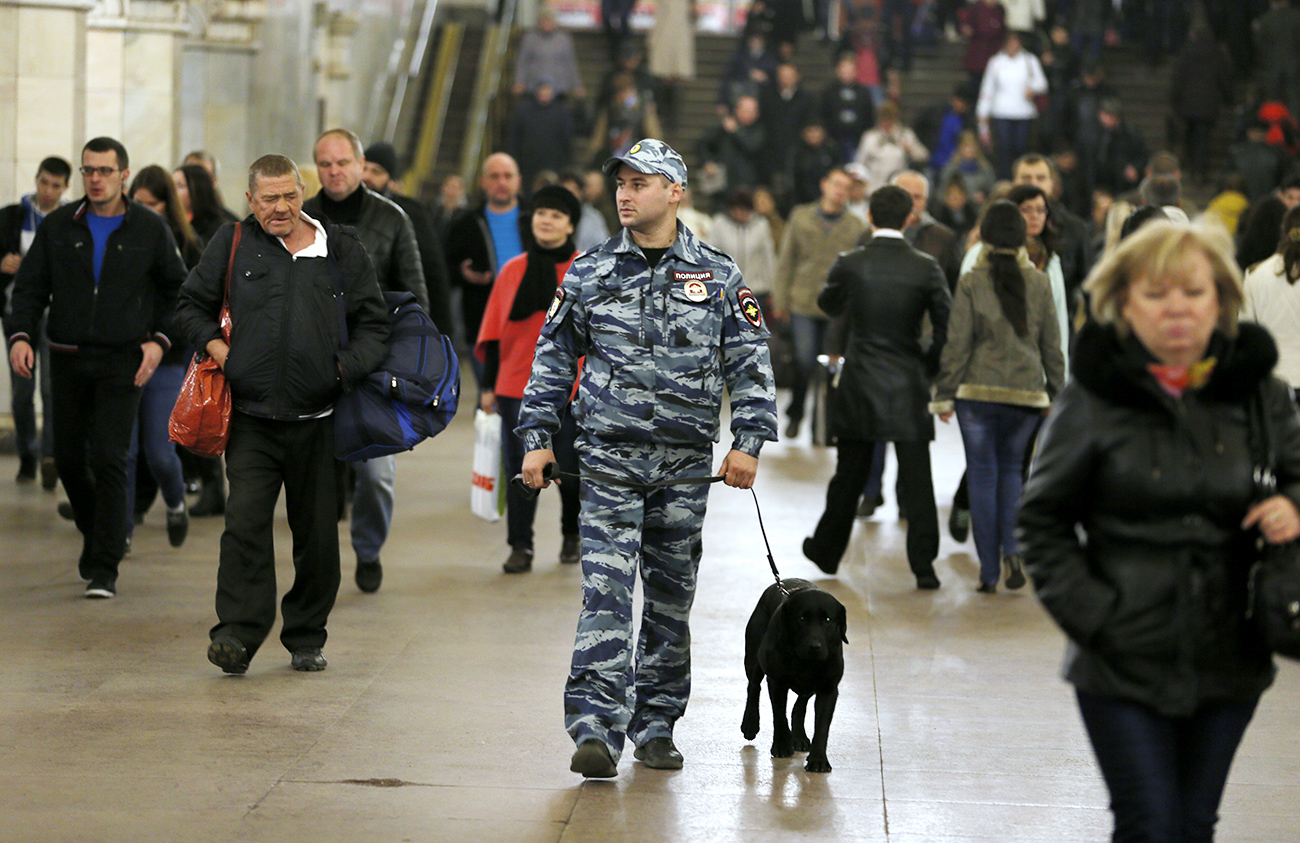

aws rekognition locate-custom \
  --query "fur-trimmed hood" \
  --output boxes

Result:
[1071,319,1279,414]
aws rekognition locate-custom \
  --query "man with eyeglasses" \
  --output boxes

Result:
[4,137,186,599]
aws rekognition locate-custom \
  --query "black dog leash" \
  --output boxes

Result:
[511,463,789,597]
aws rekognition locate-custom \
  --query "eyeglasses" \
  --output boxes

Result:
[80,166,119,178]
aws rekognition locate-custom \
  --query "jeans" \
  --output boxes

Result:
[351,454,396,564]
[49,348,142,585]
[955,399,1040,586]
[126,363,187,528]
[990,117,1033,180]
[787,314,829,425]
[9,319,53,462]
[1076,691,1258,843]
[498,395,580,551]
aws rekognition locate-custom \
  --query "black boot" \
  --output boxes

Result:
[191,472,225,517]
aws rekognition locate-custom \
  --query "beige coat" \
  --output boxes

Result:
[773,203,867,318]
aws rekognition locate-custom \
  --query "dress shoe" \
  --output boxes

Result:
[40,457,58,491]
[291,648,327,671]
[633,737,684,770]
[802,537,839,575]
[570,739,618,778]
[856,493,884,518]
[1003,554,1026,590]
[784,419,801,439]
[559,534,580,565]
[208,636,250,675]
[503,548,533,574]
[949,506,971,542]
[976,582,997,594]
[57,500,74,521]
[16,457,36,483]
[166,508,189,547]
[356,559,383,593]
[190,483,225,517]
[915,568,941,590]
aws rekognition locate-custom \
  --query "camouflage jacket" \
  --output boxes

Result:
[518,221,778,456]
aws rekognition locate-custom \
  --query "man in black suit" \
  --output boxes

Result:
[802,185,951,588]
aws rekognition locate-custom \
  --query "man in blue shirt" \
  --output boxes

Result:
[5,137,186,598]
[444,153,532,387]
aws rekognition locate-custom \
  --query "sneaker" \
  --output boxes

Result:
[503,548,533,574]
[208,636,250,675]
[57,500,75,521]
[16,457,37,483]
[85,580,116,599]
[559,534,581,565]
[570,739,618,778]
[40,457,57,491]
[166,507,189,547]
[291,648,327,671]
[633,737,684,770]
[949,506,970,542]
[1003,554,1026,590]
[356,558,383,593]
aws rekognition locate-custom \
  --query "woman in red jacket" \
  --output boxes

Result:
[476,185,584,573]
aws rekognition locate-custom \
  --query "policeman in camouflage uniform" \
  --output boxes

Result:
[518,139,778,778]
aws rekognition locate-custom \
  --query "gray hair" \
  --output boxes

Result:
[248,154,304,193]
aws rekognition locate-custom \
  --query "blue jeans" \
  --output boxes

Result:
[990,117,1033,180]
[351,454,396,564]
[1076,691,1258,843]
[9,318,53,462]
[955,399,1040,585]
[787,314,829,425]
[126,363,188,531]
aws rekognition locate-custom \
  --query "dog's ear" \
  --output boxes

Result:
[837,602,848,644]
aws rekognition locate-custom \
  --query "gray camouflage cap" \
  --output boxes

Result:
[602,139,688,187]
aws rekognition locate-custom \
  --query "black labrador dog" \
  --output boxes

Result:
[741,578,847,773]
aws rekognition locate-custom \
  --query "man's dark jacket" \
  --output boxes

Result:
[382,188,453,336]
[5,198,184,354]
[0,201,25,315]
[444,199,533,340]
[304,187,428,313]
[173,218,389,420]
[818,235,951,443]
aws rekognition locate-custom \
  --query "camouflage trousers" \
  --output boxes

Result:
[564,440,713,760]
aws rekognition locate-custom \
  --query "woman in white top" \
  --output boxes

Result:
[1243,205,1300,391]
[976,31,1047,178]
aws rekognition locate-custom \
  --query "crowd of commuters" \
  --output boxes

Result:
[7,0,1300,827]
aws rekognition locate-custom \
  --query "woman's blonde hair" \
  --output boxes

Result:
[1084,219,1243,337]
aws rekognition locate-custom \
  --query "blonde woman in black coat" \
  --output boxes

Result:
[1018,221,1300,842]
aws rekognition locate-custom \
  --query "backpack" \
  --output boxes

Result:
[333,290,461,461]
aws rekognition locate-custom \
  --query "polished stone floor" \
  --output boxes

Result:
[1,402,1297,843]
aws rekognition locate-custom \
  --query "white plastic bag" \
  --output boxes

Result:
[471,409,505,521]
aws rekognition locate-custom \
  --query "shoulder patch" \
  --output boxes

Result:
[737,287,763,329]
[546,287,566,323]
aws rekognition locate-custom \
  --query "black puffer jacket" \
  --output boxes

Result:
[1018,321,1300,716]
[173,218,389,420]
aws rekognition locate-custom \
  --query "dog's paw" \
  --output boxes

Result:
[792,735,811,752]
[805,754,832,774]
[741,712,759,741]
[770,740,794,759]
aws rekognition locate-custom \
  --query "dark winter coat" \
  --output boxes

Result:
[1019,321,1295,717]
[173,217,390,420]
[1170,35,1234,121]
[818,235,951,443]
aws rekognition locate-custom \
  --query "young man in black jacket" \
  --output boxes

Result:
[5,138,185,599]
[174,154,389,674]
[0,155,70,487]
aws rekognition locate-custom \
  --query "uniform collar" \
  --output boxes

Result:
[610,219,707,265]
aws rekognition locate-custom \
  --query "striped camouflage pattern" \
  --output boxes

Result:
[517,221,778,456]
[601,138,690,187]
[563,442,712,758]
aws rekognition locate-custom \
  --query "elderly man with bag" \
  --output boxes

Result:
[174,154,389,675]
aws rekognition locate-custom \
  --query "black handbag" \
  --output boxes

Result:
[1245,386,1300,660]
